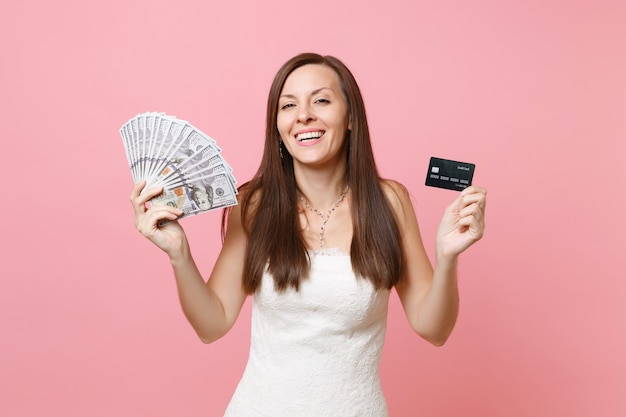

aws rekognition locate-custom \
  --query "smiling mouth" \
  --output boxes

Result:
[296,131,325,142]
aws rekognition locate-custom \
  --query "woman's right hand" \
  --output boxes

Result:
[130,180,187,257]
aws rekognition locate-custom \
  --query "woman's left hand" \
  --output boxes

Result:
[436,185,487,261]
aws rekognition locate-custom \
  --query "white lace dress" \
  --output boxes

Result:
[224,248,391,417]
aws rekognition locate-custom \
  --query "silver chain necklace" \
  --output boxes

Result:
[298,186,349,249]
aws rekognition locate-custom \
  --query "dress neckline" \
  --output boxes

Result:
[308,247,350,257]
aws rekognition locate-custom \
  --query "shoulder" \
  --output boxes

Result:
[380,178,409,198]
[380,179,413,216]
[379,179,420,232]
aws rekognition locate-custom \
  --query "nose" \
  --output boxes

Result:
[297,103,315,123]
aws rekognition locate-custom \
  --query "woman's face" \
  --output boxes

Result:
[277,64,351,170]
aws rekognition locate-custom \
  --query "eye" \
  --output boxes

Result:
[315,98,330,105]
[280,102,296,110]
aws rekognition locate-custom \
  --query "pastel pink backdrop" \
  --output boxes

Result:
[1,1,624,416]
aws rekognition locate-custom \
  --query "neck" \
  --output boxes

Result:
[298,181,348,211]
[298,183,349,250]
[295,171,348,211]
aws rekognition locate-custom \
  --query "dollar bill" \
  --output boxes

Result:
[120,112,238,222]
[151,173,238,219]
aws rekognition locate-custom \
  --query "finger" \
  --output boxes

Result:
[458,198,485,224]
[460,189,487,204]
[138,210,180,231]
[136,205,183,233]
[446,191,466,214]
[460,188,487,211]
[150,204,184,217]
[461,185,487,196]
[131,185,164,216]
[129,180,146,201]
[458,202,482,220]
[130,181,148,216]
[141,186,166,202]
[456,212,485,239]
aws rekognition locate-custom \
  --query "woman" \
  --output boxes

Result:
[130,53,487,416]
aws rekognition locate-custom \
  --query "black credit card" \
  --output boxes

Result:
[425,157,475,191]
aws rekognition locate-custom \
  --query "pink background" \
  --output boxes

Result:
[1,0,624,416]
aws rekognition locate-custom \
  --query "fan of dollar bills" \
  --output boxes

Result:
[120,112,238,220]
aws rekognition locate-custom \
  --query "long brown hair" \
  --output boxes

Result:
[223,53,402,293]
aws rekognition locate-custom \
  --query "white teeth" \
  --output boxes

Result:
[296,131,324,141]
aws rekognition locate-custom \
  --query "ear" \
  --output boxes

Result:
[348,115,352,131]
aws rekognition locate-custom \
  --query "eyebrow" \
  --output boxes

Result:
[279,87,332,100]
